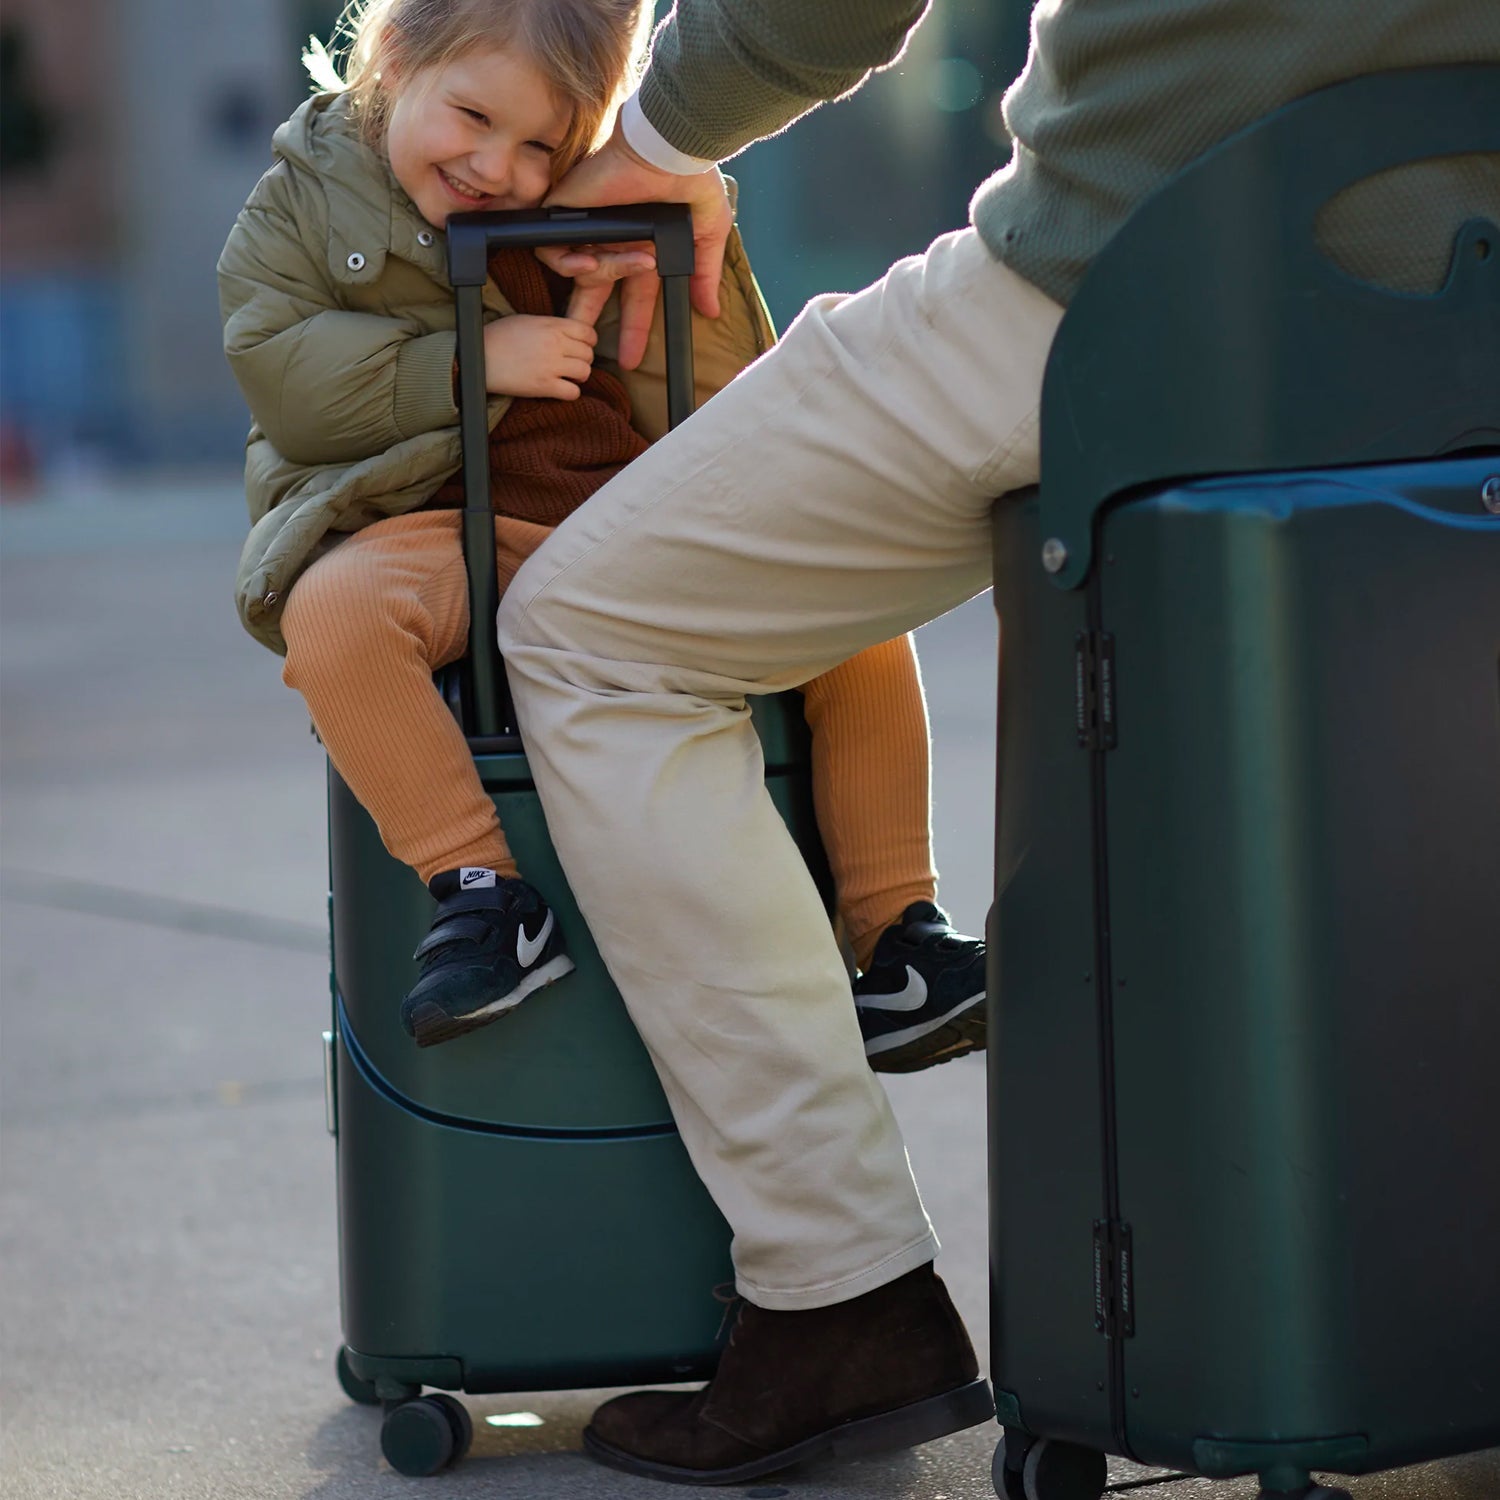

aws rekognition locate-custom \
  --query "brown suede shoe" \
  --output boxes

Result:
[582,1263,994,1485]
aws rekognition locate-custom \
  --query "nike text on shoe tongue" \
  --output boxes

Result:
[460,867,497,888]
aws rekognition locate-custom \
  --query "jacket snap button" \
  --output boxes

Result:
[416,230,434,247]
[263,590,280,606]
[345,252,365,271]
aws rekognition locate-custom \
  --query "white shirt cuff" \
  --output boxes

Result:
[619,91,718,174]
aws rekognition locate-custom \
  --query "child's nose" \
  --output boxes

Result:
[471,143,513,194]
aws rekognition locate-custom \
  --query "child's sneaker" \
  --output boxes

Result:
[399,870,574,1047]
[853,901,986,1073]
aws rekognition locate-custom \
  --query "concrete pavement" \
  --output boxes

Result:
[2,477,1495,1500]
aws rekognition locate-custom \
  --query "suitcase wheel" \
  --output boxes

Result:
[427,1393,473,1460]
[380,1392,474,1476]
[992,1433,1027,1500]
[334,1346,380,1406]
[992,1432,1106,1500]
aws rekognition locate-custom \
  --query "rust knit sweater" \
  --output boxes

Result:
[432,247,650,524]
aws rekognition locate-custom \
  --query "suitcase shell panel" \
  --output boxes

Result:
[991,457,1500,1477]
[330,693,828,1391]
[335,1031,732,1391]
[1101,459,1500,1473]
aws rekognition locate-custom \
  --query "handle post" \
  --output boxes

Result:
[445,204,697,739]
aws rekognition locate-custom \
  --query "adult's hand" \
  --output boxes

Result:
[542,119,732,371]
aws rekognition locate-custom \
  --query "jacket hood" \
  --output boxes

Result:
[270,91,382,197]
[271,92,446,291]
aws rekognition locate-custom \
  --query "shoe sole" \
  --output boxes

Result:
[582,1377,994,1486]
[408,954,575,1048]
[865,993,987,1074]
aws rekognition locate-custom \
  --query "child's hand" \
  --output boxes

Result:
[483,314,598,400]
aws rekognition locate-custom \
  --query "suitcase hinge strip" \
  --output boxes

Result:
[1075,631,1118,751]
[1092,1219,1134,1338]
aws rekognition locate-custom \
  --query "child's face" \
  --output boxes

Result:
[385,46,573,227]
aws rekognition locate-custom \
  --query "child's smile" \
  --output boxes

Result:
[385,47,573,227]
[436,166,492,203]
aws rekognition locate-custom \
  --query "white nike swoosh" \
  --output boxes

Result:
[516,909,555,969]
[855,966,927,1013]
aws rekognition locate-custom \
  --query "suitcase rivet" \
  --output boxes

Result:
[1482,476,1500,514]
[1041,537,1068,573]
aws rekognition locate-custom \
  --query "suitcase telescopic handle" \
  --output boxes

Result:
[446,204,697,739]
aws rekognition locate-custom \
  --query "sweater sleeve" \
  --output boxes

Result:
[636,0,931,163]
[217,173,457,467]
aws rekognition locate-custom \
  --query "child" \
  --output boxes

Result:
[219,0,985,1068]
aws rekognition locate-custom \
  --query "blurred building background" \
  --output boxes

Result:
[0,0,1028,485]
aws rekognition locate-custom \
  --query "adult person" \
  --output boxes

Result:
[501,1,1500,1485]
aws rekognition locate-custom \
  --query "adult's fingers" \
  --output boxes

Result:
[614,268,662,372]
[686,177,732,320]
[690,232,726,321]
[537,246,599,277]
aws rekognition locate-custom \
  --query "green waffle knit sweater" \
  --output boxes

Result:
[637,0,1500,304]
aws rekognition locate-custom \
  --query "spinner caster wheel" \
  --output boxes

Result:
[1022,1437,1107,1500]
[381,1394,471,1476]
[427,1392,473,1461]
[992,1431,1030,1499]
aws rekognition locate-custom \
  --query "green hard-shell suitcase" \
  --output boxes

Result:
[987,68,1500,1500]
[323,207,830,1477]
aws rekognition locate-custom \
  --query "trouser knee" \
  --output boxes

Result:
[281,567,427,694]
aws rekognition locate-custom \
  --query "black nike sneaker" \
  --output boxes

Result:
[853,902,986,1073]
[399,869,574,1047]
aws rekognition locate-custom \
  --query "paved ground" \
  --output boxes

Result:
[1,477,1495,1500]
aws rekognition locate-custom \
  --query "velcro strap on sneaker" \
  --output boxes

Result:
[413,913,496,962]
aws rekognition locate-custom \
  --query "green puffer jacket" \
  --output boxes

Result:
[219,91,774,654]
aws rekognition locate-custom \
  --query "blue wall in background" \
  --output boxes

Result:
[0,272,131,465]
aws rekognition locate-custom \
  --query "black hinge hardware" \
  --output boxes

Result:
[1093,1219,1135,1338]
[1075,632,1118,750]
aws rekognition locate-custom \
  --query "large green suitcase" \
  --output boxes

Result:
[988,68,1500,1500]
[323,208,829,1477]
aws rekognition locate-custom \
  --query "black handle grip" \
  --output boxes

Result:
[447,203,696,282]
[447,204,697,739]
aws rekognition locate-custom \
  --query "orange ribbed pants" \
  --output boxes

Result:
[281,509,936,968]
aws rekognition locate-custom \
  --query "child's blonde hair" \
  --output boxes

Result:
[306,0,653,176]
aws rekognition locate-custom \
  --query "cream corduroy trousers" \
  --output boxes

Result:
[499,229,1065,1309]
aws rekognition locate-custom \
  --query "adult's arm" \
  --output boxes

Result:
[547,0,930,368]
[635,0,931,165]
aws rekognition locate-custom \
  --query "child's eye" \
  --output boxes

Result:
[527,141,558,155]
[458,106,488,125]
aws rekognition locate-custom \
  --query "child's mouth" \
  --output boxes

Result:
[438,167,491,204]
